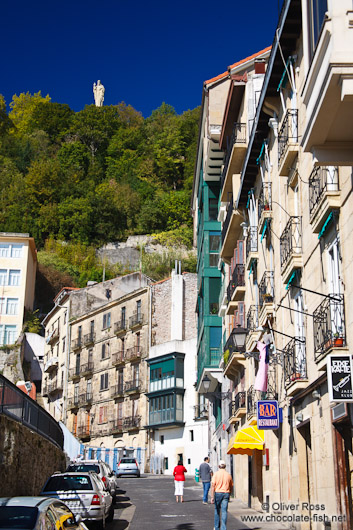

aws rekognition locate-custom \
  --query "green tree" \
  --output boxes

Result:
[30,101,74,141]
[9,91,51,135]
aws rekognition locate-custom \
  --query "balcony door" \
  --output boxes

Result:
[294,291,306,377]
[327,238,343,336]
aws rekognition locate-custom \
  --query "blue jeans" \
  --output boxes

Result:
[202,481,210,502]
[214,492,230,530]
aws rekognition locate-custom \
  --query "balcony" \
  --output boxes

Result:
[47,379,61,394]
[229,392,246,423]
[258,182,272,234]
[283,338,307,396]
[302,12,353,163]
[111,384,124,399]
[79,392,93,407]
[313,294,346,371]
[68,396,80,410]
[220,123,247,200]
[114,320,127,336]
[258,271,275,324]
[124,380,141,394]
[69,366,81,380]
[80,362,94,376]
[95,424,110,437]
[83,332,95,346]
[72,337,82,351]
[44,356,59,373]
[280,216,303,283]
[204,132,224,182]
[247,385,276,418]
[227,264,245,304]
[221,195,242,263]
[246,227,258,270]
[223,330,246,379]
[77,425,90,440]
[193,405,208,421]
[46,328,59,345]
[110,418,124,434]
[112,350,125,366]
[278,109,299,176]
[124,415,141,430]
[218,282,228,317]
[125,346,144,362]
[129,313,143,329]
[309,167,340,233]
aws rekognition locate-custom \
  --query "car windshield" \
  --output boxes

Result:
[0,506,38,529]
[43,475,93,492]
[120,459,136,464]
[67,464,100,474]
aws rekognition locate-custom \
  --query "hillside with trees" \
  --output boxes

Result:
[0,92,200,296]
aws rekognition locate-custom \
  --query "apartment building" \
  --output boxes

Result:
[0,233,37,346]
[66,273,150,471]
[215,1,353,528]
[148,269,208,475]
[192,48,271,470]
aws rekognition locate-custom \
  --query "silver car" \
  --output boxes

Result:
[116,458,140,478]
[0,496,89,530]
[66,461,116,502]
[40,472,113,529]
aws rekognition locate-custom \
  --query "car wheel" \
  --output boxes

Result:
[106,505,114,523]
[137,471,140,478]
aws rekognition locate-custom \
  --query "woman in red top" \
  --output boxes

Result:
[173,460,187,502]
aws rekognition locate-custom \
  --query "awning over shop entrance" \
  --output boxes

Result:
[227,426,265,455]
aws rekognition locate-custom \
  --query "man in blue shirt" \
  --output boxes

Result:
[199,456,213,504]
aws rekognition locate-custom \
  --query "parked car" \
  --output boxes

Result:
[40,472,113,529]
[116,458,140,478]
[66,460,116,502]
[0,496,89,530]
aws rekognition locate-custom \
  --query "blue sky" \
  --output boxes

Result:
[1,0,284,117]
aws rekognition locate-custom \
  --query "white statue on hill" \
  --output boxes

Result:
[93,80,105,107]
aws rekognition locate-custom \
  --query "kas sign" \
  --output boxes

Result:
[257,400,280,430]
[327,354,353,402]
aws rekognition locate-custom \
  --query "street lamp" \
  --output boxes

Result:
[227,325,247,352]
[201,373,231,400]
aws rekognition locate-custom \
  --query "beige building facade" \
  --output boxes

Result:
[0,232,37,346]
[216,1,353,528]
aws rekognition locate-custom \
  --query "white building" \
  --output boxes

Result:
[148,269,208,475]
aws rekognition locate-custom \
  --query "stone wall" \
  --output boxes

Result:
[0,415,66,496]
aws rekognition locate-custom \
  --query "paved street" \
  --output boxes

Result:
[109,475,288,530]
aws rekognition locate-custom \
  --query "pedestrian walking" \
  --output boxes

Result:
[210,460,233,530]
[199,456,213,504]
[173,460,187,503]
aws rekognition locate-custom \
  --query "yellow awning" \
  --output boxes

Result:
[227,426,265,455]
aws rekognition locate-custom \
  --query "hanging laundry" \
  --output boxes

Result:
[254,341,269,392]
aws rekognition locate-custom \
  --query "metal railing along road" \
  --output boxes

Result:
[309,166,339,216]
[0,374,63,449]
[278,109,298,164]
[280,216,302,269]
[313,294,345,359]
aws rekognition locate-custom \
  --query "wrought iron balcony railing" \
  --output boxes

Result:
[221,123,246,190]
[83,332,95,346]
[124,380,141,393]
[313,294,346,359]
[278,109,298,164]
[280,216,302,269]
[80,362,94,376]
[124,415,141,429]
[114,320,127,334]
[72,337,82,350]
[68,396,80,409]
[125,346,143,361]
[129,313,143,328]
[229,391,246,418]
[246,227,258,258]
[69,366,81,379]
[193,405,208,420]
[226,264,245,301]
[247,384,276,417]
[309,166,339,216]
[79,392,93,406]
[259,271,275,309]
[77,425,90,438]
[221,194,233,245]
[112,350,125,365]
[283,337,307,388]
[111,384,124,398]
[111,418,124,432]
[258,182,272,220]
[246,305,259,333]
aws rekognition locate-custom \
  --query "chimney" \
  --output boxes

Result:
[171,264,183,340]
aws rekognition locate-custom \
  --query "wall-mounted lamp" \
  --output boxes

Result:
[312,389,321,400]
[296,412,303,423]
[202,375,231,401]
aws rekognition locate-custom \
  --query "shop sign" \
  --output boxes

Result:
[257,400,279,429]
[327,354,353,402]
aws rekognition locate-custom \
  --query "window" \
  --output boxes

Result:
[209,232,221,267]
[0,244,9,257]
[121,307,126,327]
[0,298,4,314]
[100,372,109,390]
[6,298,18,315]
[160,435,164,445]
[99,406,108,423]
[64,311,67,325]
[90,320,95,334]
[121,338,125,354]
[102,342,110,359]
[133,364,139,385]
[11,244,23,258]
[0,270,7,286]
[190,430,194,442]
[136,300,141,319]
[136,332,140,350]
[87,378,92,397]
[103,312,111,329]
[0,325,17,345]
[307,0,327,61]
[9,270,20,286]
[62,337,66,353]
